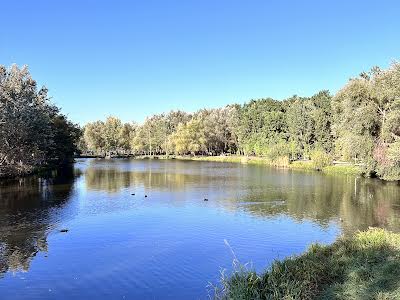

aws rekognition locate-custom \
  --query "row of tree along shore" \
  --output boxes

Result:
[82,61,400,180]
[1,61,400,180]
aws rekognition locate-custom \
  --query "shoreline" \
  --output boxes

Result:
[0,154,364,180]
[181,155,363,176]
[102,154,364,177]
[214,228,400,299]
[0,162,74,181]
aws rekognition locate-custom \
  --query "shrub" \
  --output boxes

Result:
[310,149,333,171]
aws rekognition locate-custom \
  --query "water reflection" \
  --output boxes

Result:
[0,167,78,276]
[83,159,400,234]
[1,159,400,298]
[242,176,400,233]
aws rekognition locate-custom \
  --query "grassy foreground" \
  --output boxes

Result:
[213,228,400,300]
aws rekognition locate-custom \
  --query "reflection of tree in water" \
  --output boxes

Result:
[0,166,78,276]
[238,172,400,234]
[84,164,236,193]
[85,162,400,234]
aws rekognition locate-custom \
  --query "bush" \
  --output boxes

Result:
[265,142,291,163]
[310,149,333,171]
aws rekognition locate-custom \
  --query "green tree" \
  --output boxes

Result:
[0,64,80,176]
[286,96,314,158]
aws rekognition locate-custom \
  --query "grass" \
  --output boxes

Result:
[289,160,317,171]
[177,155,362,175]
[212,228,400,300]
[322,165,363,176]
[134,155,363,177]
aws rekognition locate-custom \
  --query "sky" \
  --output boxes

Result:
[1,0,400,125]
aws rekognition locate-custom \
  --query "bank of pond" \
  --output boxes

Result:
[214,228,400,300]
[0,155,364,181]
[76,154,364,177]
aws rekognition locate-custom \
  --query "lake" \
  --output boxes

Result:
[1,158,400,299]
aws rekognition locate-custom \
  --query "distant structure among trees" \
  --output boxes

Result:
[0,65,81,178]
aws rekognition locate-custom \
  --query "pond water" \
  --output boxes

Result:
[1,158,400,299]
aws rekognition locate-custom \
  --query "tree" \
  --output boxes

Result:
[78,61,400,181]
[237,98,287,155]
[170,118,207,155]
[286,96,314,158]
[333,62,400,179]
[311,90,333,152]
[0,64,80,177]
[83,121,105,153]
[119,122,136,153]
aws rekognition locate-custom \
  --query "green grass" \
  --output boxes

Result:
[322,165,363,176]
[289,160,317,171]
[135,155,363,177]
[212,228,400,300]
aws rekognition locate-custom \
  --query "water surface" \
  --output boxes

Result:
[1,159,400,299]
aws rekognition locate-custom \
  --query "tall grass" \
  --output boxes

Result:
[212,228,400,300]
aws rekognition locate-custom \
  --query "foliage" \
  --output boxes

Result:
[310,149,333,171]
[374,141,400,181]
[0,65,81,177]
[80,61,400,181]
[332,62,400,179]
[170,118,207,155]
[237,98,287,156]
[213,228,400,300]
[84,117,137,155]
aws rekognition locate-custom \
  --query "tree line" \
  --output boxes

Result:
[1,62,398,180]
[0,65,81,177]
[83,62,400,180]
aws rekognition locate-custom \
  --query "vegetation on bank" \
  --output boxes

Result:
[322,165,363,176]
[82,61,400,181]
[2,61,399,181]
[213,228,400,300]
[0,65,81,178]
[136,154,364,176]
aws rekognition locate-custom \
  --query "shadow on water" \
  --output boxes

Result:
[0,166,79,277]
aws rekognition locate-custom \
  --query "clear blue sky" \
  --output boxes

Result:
[2,0,399,125]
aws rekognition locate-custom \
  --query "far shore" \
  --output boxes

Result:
[76,154,363,176]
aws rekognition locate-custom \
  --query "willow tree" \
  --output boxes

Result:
[332,62,400,179]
